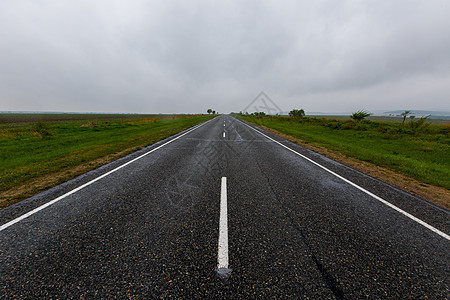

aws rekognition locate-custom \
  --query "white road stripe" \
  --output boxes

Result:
[217,177,231,277]
[223,132,226,138]
[240,120,450,241]
[0,119,214,232]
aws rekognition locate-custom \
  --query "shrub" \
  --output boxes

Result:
[341,122,355,130]
[34,121,51,138]
[326,121,343,130]
[439,124,450,135]
[409,115,430,136]
[377,126,388,133]
[355,124,368,131]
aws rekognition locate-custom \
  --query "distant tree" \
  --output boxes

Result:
[207,109,212,114]
[350,110,372,122]
[289,109,305,118]
[252,111,266,116]
[212,110,216,115]
[401,110,411,126]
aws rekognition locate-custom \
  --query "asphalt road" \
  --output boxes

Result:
[1,115,449,298]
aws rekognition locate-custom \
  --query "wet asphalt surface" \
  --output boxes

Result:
[1,115,449,299]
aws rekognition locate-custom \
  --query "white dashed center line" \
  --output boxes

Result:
[216,177,231,278]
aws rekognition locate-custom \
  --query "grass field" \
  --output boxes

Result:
[239,115,450,191]
[0,113,213,208]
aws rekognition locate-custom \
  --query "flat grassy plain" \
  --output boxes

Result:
[239,115,449,205]
[0,113,213,208]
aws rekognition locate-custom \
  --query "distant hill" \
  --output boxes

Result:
[383,110,450,119]
[306,112,352,116]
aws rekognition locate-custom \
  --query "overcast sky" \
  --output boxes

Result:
[1,0,449,114]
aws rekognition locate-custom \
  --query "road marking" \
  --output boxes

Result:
[223,132,226,138]
[0,118,214,232]
[216,177,232,278]
[240,120,450,241]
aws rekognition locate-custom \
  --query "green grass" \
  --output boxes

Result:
[0,114,213,207]
[239,115,450,190]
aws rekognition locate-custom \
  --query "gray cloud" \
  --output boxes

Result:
[1,0,449,114]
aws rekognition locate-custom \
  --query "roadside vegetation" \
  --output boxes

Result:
[0,114,213,208]
[238,112,450,193]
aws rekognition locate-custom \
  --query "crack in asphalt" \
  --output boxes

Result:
[253,157,346,299]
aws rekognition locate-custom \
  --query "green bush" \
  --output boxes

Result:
[289,109,305,118]
[34,121,51,138]
[409,116,430,136]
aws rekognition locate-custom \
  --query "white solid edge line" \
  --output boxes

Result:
[239,119,450,241]
[0,118,214,232]
[218,177,229,269]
